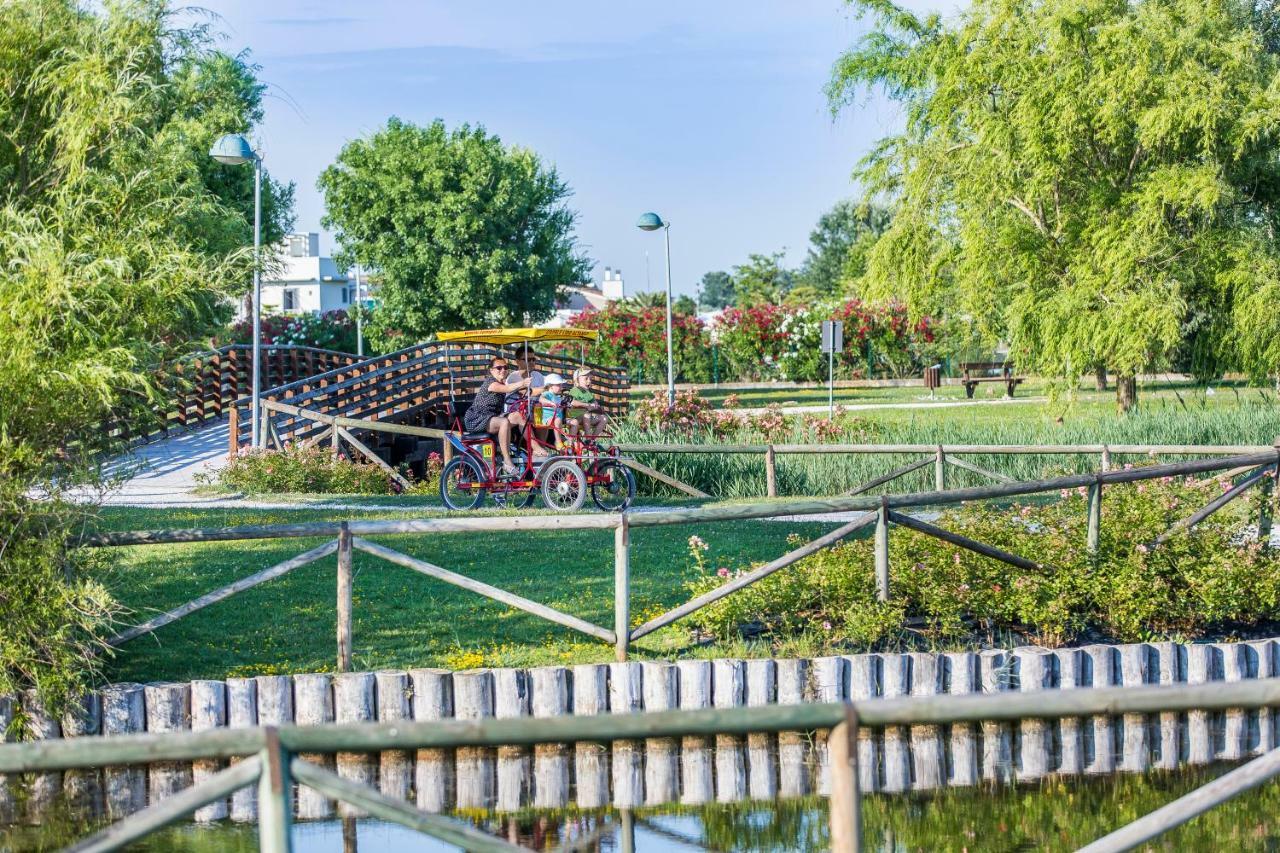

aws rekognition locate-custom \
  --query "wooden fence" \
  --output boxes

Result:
[234,341,631,452]
[107,345,360,446]
[85,448,1278,667]
[617,440,1280,498]
[6,681,1280,851]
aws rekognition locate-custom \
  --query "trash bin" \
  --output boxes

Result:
[924,365,941,391]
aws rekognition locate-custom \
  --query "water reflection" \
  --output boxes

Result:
[3,710,1280,850]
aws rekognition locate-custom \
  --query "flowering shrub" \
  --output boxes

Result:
[564,305,712,383]
[631,389,743,437]
[211,444,396,494]
[405,452,445,494]
[683,473,1280,648]
[833,299,938,379]
[229,309,360,353]
[714,303,793,381]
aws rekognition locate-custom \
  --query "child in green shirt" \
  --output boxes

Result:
[567,367,608,436]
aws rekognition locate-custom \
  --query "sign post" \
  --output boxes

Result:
[821,320,844,419]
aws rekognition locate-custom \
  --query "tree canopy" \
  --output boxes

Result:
[0,0,292,710]
[697,270,735,309]
[830,0,1280,407]
[318,118,590,350]
[731,251,794,307]
[799,198,892,294]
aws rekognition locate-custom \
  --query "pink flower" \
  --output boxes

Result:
[717,567,730,578]
[1020,506,1032,517]
[822,621,832,631]
[953,553,961,565]
[1136,544,1149,554]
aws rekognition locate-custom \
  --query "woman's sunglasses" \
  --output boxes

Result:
[491,364,509,372]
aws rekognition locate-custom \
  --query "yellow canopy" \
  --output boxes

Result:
[436,327,598,346]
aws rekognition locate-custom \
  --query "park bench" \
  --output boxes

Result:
[960,361,1024,398]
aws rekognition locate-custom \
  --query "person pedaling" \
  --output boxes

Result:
[436,327,637,512]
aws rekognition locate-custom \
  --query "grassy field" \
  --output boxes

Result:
[616,385,1280,498]
[630,377,1276,412]
[92,501,836,684]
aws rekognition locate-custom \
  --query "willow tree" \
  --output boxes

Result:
[830,0,1280,409]
[0,0,292,713]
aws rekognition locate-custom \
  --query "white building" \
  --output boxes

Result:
[547,267,625,327]
[260,233,357,315]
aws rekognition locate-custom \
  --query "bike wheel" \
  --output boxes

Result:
[590,460,636,512]
[540,459,587,512]
[440,457,486,510]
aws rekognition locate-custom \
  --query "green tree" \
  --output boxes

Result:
[799,198,891,294]
[0,0,289,712]
[697,270,735,309]
[731,252,794,307]
[830,0,1280,409]
[319,118,590,350]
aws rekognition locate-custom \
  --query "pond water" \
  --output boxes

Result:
[4,717,1280,851]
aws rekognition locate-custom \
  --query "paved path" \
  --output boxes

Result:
[95,422,232,506]
[732,395,1048,416]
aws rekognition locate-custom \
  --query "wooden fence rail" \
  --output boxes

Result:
[10,680,1280,852]
[82,449,1279,676]
[616,440,1280,500]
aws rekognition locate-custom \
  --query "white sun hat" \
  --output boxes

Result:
[542,373,567,385]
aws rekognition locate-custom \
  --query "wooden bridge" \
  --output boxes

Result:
[124,340,630,475]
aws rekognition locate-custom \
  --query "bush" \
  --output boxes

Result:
[228,309,361,354]
[715,303,792,381]
[214,445,398,494]
[566,304,711,383]
[682,473,1280,648]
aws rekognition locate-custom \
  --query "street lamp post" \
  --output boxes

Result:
[636,212,675,406]
[210,133,264,448]
[353,264,364,357]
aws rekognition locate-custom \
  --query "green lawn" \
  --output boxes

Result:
[93,501,837,684]
[631,377,1274,415]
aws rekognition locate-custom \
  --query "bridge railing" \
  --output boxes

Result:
[106,345,360,446]
[5,681,1280,852]
[234,341,631,451]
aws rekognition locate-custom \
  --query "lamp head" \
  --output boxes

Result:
[635,212,665,232]
[209,133,257,166]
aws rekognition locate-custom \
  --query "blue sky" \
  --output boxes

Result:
[194,1,955,297]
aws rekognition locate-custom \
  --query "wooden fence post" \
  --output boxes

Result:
[331,425,342,458]
[1087,477,1102,555]
[934,446,946,492]
[614,515,630,662]
[257,728,293,853]
[1101,444,1112,472]
[828,705,861,853]
[875,497,890,602]
[765,445,777,498]
[1261,446,1277,548]
[337,523,353,673]
[228,407,239,460]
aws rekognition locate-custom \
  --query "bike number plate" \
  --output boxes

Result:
[481,444,493,459]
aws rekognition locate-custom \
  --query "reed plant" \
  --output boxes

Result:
[615,394,1280,498]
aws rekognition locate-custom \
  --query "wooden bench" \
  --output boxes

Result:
[960,361,1024,398]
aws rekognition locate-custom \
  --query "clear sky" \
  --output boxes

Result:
[192,1,955,298]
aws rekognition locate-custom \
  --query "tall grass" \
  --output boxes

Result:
[616,395,1280,498]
